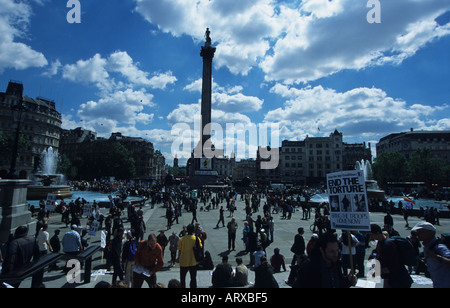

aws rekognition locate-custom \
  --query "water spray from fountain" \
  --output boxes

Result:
[355,159,373,181]
[355,159,385,201]
[27,147,72,200]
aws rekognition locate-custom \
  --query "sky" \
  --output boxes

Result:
[0,0,449,165]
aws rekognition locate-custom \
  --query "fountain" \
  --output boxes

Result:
[26,147,73,200]
[355,159,386,201]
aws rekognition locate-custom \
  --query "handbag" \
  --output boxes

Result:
[193,236,204,262]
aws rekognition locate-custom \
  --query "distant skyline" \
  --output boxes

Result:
[1,0,449,164]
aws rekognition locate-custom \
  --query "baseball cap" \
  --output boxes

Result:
[411,222,436,233]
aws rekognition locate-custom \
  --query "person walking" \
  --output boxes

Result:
[290,227,306,266]
[227,218,238,251]
[216,206,225,228]
[168,231,180,267]
[36,224,53,256]
[177,224,202,288]
[111,228,124,285]
[166,204,174,230]
[190,204,198,225]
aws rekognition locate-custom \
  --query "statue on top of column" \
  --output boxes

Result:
[205,28,212,47]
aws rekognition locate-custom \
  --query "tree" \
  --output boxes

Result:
[372,151,407,187]
[0,131,29,165]
[407,148,445,184]
[105,143,135,179]
[70,142,136,180]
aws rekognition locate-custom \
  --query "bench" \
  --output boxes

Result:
[63,245,102,283]
[0,253,64,287]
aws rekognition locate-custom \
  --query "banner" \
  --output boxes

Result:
[327,170,371,231]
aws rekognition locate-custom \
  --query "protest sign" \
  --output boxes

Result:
[45,193,57,211]
[83,203,93,217]
[88,220,100,236]
[327,170,370,231]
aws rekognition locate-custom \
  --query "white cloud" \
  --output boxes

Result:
[77,88,154,124]
[261,0,450,84]
[135,0,450,84]
[134,0,282,76]
[265,84,450,140]
[59,51,181,136]
[107,51,177,89]
[213,92,263,113]
[147,71,177,90]
[0,0,47,73]
[42,59,62,77]
[167,103,199,125]
[62,51,177,93]
[62,53,111,92]
[183,78,263,113]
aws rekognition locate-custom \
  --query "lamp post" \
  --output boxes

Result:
[8,99,25,179]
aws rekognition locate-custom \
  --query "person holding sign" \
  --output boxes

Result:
[292,233,357,288]
[338,231,359,276]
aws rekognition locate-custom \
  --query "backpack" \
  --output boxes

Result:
[385,236,416,267]
[428,233,450,256]
[127,241,138,261]
[193,236,204,263]
[441,233,450,249]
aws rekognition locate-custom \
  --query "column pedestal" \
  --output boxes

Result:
[0,180,35,243]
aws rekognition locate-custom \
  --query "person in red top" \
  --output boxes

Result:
[133,234,164,288]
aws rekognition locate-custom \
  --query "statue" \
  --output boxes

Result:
[205,28,212,47]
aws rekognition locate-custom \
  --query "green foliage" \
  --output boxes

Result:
[373,147,450,186]
[0,131,30,165]
[69,142,136,180]
[372,151,407,187]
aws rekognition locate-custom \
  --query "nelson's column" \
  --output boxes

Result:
[188,28,221,187]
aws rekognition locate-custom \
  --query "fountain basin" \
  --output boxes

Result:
[27,185,73,200]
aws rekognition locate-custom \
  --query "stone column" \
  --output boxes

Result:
[0,180,35,243]
[200,41,216,152]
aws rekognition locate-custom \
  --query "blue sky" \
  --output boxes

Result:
[1,0,449,165]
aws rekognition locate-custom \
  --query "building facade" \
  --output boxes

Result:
[0,81,62,179]
[377,129,450,162]
[253,130,372,186]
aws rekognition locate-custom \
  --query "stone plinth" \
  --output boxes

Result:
[27,185,73,200]
[0,180,35,243]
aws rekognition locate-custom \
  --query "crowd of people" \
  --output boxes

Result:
[1,183,449,289]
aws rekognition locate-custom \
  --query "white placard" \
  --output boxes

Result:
[45,193,57,211]
[327,170,371,231]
